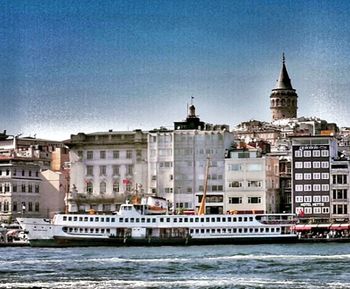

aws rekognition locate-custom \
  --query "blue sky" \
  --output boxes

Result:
[1,0,349,140]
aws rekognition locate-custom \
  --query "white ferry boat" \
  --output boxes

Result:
[17,203,298,247]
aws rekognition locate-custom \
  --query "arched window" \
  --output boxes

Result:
[281,99,285,106]
[276,99,280,106]
[86,182,93,194]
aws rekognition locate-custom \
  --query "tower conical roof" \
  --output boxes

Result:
[275,54,293,90]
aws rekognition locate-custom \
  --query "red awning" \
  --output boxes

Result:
[293,225,312,231]
[330,224,350,230]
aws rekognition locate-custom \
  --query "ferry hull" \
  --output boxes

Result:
[28,235,298,247]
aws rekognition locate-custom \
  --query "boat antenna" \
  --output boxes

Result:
[198,155,210,215]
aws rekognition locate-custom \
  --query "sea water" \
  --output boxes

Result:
[1,243,350,288]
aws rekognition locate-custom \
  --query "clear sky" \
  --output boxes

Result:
[1,0,349,140]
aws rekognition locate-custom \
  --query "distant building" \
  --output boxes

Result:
[66,130,148,213]
[224,144,280,214]
[270,54,298,121]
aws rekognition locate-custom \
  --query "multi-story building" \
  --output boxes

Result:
[330,159,350,222]
[0,133,68,221]
[67,130,148,213]
[148,105,234,214]
[224,145,280,214]
[292,136,338,222]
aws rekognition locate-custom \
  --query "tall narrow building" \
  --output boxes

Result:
[270,54,298,121]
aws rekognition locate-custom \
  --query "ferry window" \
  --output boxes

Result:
[84,217,88,222]
[106,217,110,222]
[160,218,164,223]
[125,218,129,223]
[233,228,237,233]
[84,228,88,233]
[174,218,177,223]
[166,218,170,222]
[206,229,210,233]
[111,218,115,222]
[63,227,67,232]
[68,217,72,221]
[211,229,215,233]
[227,217,231,222]
[79,217,83,221]
[217,229,221,233]
[206,217,210,222]
[249,217,253,222]
[195,218,199,222]
[90,228,93,233]
[190,218,194,223]
[73,217,77,221]
[266,228,270,233]
[271,228,275,233]
[90,217,93,222]
[260,228,264,233]
[146,218,151,223]
[152,218,156,223]
[255,228,259,233]
[200,217,204,222]
[222,217,226,222]
[244,217,248,222]
[120,218,124,222]
[130,218,134,223]
[238,228,242,233]
[228,228,232,233]
[96,229,99,233]
[222,228,226,233]
[233,218,237,222]
[101,229,105,233]
[244,228,248,233]
[74,228,78,232]
[69,228,73,232]
[141,218,146,223]
[95,217,99,222]
[201,229,205,233]
[211,217,215,222]
[136,218,140,223]
[190,229,194,233]
[106,229,110,233]
[184,218,188,222]
[178,218,182,223]
[276,228,280,232]
[79,228,83,232]
[238,217,242,222]
[249,228,253,233]
[216,217,220,222]
[101,218,104,222]
[195,229,199,233]
[63,216,67,221]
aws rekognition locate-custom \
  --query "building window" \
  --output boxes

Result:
[228,164,241,171]
[28,202,33,212]
[313,195,321,202]
[321,173,329,180]
[127,165,133,175]
[295,162,303,169]
[294,150,302,157]
[313,184,321,191]
[87,182,93,194]
[313,161,320,168]
[248,197,261,204]
[295,173,303,180]
[322,207,329,214]
[313,207,321,214]
[87,151,93,160]
[29,170,32,177]
[304,162,311,168]
[312,150,320,157]
[248,181,262,188]
[13,202,17,212]
[321,162,329,168]
[126,150,132,159]
[333,189,347,200]
[313,173,320,180]
[99,166,106,176]
[22,170,25,176]
[21,184,26,193]
[13,169,16,176]
[113,182,119,193]
[113,150,119,159]
[304,173,311,180]
[321,184,329,191]
[321,150,329,157]
[112,165,120,176]
[333,175,347,184]
[100,151,106,159]
[100,182,106,194]
[229,197,242,204]
[35,185,39,193]
[164,188,173,194]
[295,196,303,202]
[78,151,83,158]
[322,195,329,202]
[295,185,303,192]
[28,184,33,193]
[304,196,312,202]
[303,150,311,157]
[86,166,93,176]
[35,171,39,177]
[13,184,17,192]
[35,202,39,212]
[303,184,312,191]
[229,181,242,188]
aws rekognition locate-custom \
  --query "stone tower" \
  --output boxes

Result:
[270,54,298,121]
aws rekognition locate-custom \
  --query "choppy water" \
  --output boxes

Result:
[1,243,350,289]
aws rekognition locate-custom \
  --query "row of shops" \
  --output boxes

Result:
[293,224,350,239]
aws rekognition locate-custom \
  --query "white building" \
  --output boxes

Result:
[67,130,148,213]
[225,145,280,214]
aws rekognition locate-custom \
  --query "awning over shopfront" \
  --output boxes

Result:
[293,225,312,231]
[330,224,350,230]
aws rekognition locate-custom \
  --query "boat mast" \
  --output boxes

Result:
[198,156,210,215]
